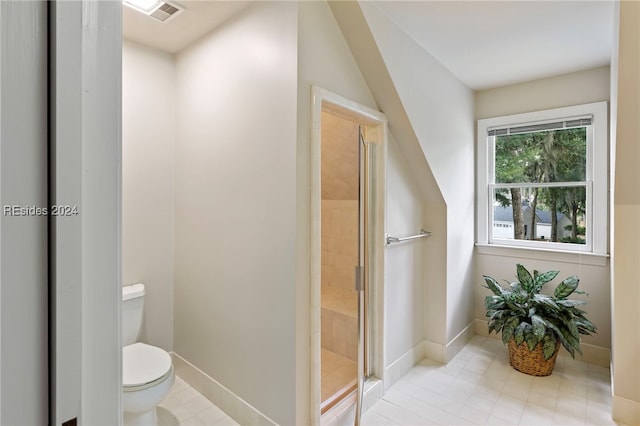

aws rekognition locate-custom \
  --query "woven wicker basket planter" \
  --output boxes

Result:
[507,338,560,376]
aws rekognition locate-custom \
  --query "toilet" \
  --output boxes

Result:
[122,283,174,426]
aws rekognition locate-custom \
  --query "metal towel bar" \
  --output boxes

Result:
[386,229,432,245]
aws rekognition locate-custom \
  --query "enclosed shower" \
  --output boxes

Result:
[320,110,360,412]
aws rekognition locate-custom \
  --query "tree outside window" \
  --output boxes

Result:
[494,127,587,244]
[477,102,608,256]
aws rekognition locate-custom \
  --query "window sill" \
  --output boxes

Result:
[475,243,609,267]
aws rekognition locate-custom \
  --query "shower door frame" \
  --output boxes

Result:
[309,86,387,424]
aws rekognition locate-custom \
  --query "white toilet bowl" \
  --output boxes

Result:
[123,342,174,426]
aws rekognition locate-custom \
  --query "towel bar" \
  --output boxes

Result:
[386,229,432,245]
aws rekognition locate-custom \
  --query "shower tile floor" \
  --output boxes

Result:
[360,335,619,426]
[322,348,357,402]
[157,375,239,426]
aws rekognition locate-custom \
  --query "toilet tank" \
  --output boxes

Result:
[122,283,145,346]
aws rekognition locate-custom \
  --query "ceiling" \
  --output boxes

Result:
[122,1,614,90]
[373,1,614,90]
[122,1,253,53]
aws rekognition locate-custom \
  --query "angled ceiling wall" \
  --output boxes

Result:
[327,2,443,207]
[330,1,476,349]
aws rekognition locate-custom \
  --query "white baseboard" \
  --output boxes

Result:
[423,340,445,364]
[382,324,473,396]
[384,341,426,391]
[474,319,611,368]
[556,342,611,368]
[172,352,276,426]
[362,378,383,413]
[475,318,491,337]
[445,322,476,363]
[613,394,640,426]
[423,321,476,365]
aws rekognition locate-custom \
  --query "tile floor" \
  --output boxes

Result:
[157,375,239,426]
[322,348,358,402]
[157,335,618,426]
[361,335,618,426]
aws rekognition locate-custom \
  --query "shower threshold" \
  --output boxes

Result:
[321,379,357,415]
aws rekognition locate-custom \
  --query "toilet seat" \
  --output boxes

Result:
[123,342,173,392]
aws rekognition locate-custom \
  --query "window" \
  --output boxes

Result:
[477,102,608,256]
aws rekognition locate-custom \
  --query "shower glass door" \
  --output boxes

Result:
[319,111,362,414]
[355,127,366,425]
[356,125,377,425]
[317,95,384,424]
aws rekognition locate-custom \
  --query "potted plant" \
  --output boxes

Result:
[483,264,596,376]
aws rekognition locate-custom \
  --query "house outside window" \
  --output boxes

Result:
[477,102,608,256]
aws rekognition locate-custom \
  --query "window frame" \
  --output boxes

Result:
[477,102,608,257]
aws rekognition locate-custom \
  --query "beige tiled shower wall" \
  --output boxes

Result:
[321,200,358,293]
[321,111,359,201]
[321,306,358,361]
[321,200,358,362]
[321,112,360,367]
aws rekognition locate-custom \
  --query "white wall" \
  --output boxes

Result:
[384,138,427,364]
[476,66,611,119]
[474,67,612,364]
[78,1,123,422]
[0,2,48,423]
[119,3,433,423]
[611,1,640,423]
[173,3,298,424]
[46,2,123,422]
[296,7,380,419]
[358,2,476,350]
[298,4,430,421]
[328,2,449,362]
[122,40,175,351]
[475,257,610,358]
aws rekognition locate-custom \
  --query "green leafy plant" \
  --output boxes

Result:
[483,264,597,360]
